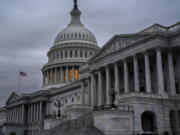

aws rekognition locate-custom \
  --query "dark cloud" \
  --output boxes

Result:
[0,0,180,105]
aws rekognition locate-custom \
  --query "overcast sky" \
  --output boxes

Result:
[0,0,180,106]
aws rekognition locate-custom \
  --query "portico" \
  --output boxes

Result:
[81,47,177,107]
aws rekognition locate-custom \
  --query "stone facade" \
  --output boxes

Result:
[1,1,180,135]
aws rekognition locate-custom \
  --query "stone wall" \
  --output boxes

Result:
[94,110,134,135]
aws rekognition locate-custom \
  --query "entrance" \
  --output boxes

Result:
[10,132,16,135]
[141,111,157,132]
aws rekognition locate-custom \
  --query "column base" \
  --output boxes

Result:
[104,104,111,109]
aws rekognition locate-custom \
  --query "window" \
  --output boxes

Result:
[75,51,78,57]
[80,51,83,57]
[72,97,74,103]
[77,95,80,102]
[69,67,73,81]
[61,52,63,58]
[65,51,67,58]
[63,68,66,81]
[176,83,179,94]
[85,51,87,58]
[75,67,79,80]
[70,51,72,58]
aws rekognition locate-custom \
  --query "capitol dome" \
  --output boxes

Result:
[42,0,100,90]
[54,3,97,46]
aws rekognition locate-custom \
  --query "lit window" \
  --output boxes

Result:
[69,67,73,81]
[63,68,66,81]
[75,67,79,80]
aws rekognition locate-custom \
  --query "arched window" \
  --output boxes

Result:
[72,97,74,103]
[141,111,157,132]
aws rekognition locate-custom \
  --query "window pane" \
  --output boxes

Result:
[75,67,79,80]
[69,68,73,81]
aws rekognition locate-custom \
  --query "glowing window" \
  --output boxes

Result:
[63,68,66,81]
[69,67,73,81]
[75,67,79,80]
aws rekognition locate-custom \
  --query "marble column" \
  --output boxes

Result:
[72,66,75,81]
[81,81,85,105]
[87,78,91,105]
[39,102,42,124]
[124,59,129,93]
[22,105,24,125]
[106,66,111,106]
[168,50,176,95]
[50,69,53,84]
[55,68,57,83]
[14,107,16,124]
[47,70,49,84]
[90,73,95,106]
[114,63,120,96]
[156,48,165,94]
[144,51,152,93]
[66,67,69,81]
[133,55,140,92]
[98,70,103,106]
[60,67,63,82]
[30,104,33,125]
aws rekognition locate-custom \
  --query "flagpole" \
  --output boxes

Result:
[18,71,21,94]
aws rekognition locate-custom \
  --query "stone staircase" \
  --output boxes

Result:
[37,111,104,135]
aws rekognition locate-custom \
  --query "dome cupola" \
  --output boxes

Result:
[54,0,97,46]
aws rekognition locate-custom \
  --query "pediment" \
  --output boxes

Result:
[139,24,168,34]
[91,34,149,62]
[6,92,20,105]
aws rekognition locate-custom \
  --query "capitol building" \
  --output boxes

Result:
[0,1,180,135]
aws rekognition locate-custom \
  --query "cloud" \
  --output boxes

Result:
[0,0,180,105]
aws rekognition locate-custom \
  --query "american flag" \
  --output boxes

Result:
[20,71,27,76]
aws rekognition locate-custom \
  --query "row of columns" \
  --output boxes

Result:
[43,66,79,85]
[6,105,24,125]
[81,48,176,107]
[27,102,42,125]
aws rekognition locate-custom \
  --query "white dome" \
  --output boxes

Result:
[54,25,97,45]
[54,5,97,46]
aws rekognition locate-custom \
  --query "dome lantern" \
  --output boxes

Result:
[54,0,98,46]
